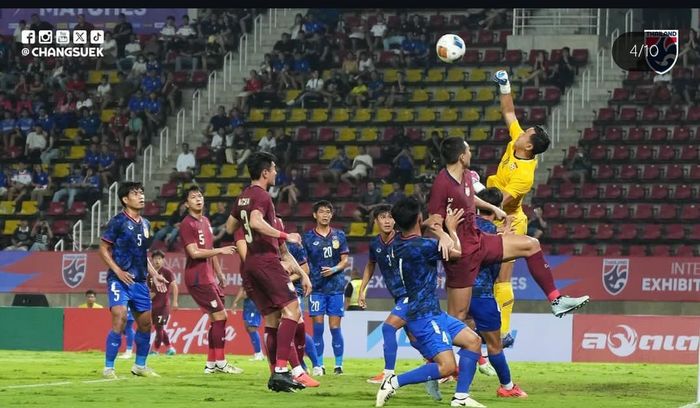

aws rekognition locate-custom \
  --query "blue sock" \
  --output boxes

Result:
[313,321,325,358]
[105,330,122,368]
[382,323,398,371]
[488,351,512,386]
[330,327,344,367]
[305,333,321,367]
[124,320,135,350]
[248,331,261,353]
[397,362,441,387]
[456,349,480,394]
[134,330,151,366]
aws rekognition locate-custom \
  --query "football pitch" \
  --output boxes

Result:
[0,351,695,408]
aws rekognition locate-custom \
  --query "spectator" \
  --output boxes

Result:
[385,70,407,107]
[291,51,311,86]
[524,50,549,88]
[112,72,134,106]
[8,162,33,204]
[95,74,113,109]
[141,69,162,95]
[203,105,229,138]
[153,202,186,250]
[274,129,295,167]
[306,32,332,71]
[40,126,60,165]
[288,69,324,107]
[78,107,101,143]
[16,108,35,137]
[671,68,694,107]
[279,167,307,208]
[29,218,53,251]
[78,289,103,308]
[66,72,86,94]
[143,91,163,139]
[358,51,375,76]
[172,142,195,181]
[203,35,224,71]
[680,29,700,67]
[82,167,102,204]
[479,8,508,29]
[401,32,430,68]
[425,130,443,169]
[226,126,252,171]
[210,202,230,245]
[353,181,383,227]
[210,127,225,164]
[341,51,359,80]
[85,143,101,170]
[347,18,369,53]
[51,165,83,209]
[74,13,95,33]
[30,163,51,209]
[159,16,178,52]
[367,70,386,106]
[4,220,31,251]
[25,125,47,163]
[0,167,7,199]
[129,54,148,81]
[98,144,117,189]
[1,110,18,149]
[54,92,77,129]
[97,31,118,70]
[146,52,162,75]
[340,146,374,184]
[318,145,351,183]
[74,91,93,112]
[383,12,409,51]
[113,13,134,58]
[257,129,277,153]
[344,268,366,311]
[125,110,145,151]
[391,146,415,187]
[127,89,146,114]
[386,182,406,205]
[550,47,575,93]
[527,206,547,239]
[369,14,388,51]
[290,13,306,40]
[346,77,369,108]
[236,70,263,113]
[561,146,592,186]
[161,72,181,115]
[273,32,296,55]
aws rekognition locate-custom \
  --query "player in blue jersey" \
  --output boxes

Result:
[232,288,265,361]
[470,187,527,398]
[302,200,350,375]
[375,196,485,408]
[99,182,169,379]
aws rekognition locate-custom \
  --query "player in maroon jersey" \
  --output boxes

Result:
[426,137,589,325]
[178,185,242,375]
[148,250,179,355]
[226,151,312,393]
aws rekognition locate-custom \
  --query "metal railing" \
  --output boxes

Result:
[222,51,233,91]
[90,201,101,245]
[54,239,64,251]
[610,28,619,69]
[142,145,153,185]
[176,108,185,146]
[624,9,633,33]
[596,48,606,87]
[72,220,83,251]
[253,14,264,53]
[513,8,601,35]
[238,34,249,72]
[125,162,135,181]
[107,181,118,220]
[207,70,218,113]
[159,127,169,168]
[191,90,201,131]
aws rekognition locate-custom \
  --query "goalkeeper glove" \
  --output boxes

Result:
[493,70,511,95]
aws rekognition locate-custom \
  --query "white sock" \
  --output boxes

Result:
[291,366,305,377]
[206,361,216,368]
[454,392,469,399]
[383,369,395,376]
[215,360,227,367]
[389,376,399,389]
[125,348,132,353]
[274,366,289,373]
[502,382,514,390]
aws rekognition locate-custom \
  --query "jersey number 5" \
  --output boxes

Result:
[198,231,205,246]
[240,210,253,243]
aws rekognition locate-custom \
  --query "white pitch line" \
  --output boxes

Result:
[5,381,72,389]
[82,378,124,384]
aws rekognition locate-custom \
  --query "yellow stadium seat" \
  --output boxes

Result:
[321,70,333,81]
[320,145,338,161]
[227,183,244,197]
[330,108,350,123]
[164,202,179,215]
[0,201,14,215]
[514,67,533,81]
[370,222,380,236]
[286,89,302,102]
[310,109,328,123]
[204,183,221,197]
[381,183,393,197]
[52,163,71,178]
[405,184,415,195]
[351,108,372,123]
[220,164,238,178]
[454,88,472,102]
[20,201,38,216]
[345,145,360,158]
[446,68,465,82]
[348,222,367,237]
[470,126,491,141]
[150,221,165,231]
[198,164,218,178]
[338,128,356,142]
[425,68,444,83]
[448,128,466,138]
[438,108,458,122]
[475,88,495,102]
[461,108,481,123]
[469,68,487,82]
[249,109,266,122]
[269,109,286,122]
[358,128,378,142]
[395,109,414,123]
[374,108,393,123]
[253,128,268,141]
[100,109,115,123]
[383,69,398,83]
[409,89,429,103]
[64,128,79,140]
[405,69,423,83]
[411,146,427,160]
[87,70,104,85]
[416,108,436,123]
[433,89,451,103]
[239,166,250,178]
[68,145,86,159]
[484,106,502,122]
[108,71,120,83]
[3,220,20,235]
[288,108,307,123]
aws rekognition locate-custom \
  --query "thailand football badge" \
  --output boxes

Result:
[644,29,678,75]
[332,239,340,249]
[602,258,629,296]
[62,253,87,288]
[143,225,150,239]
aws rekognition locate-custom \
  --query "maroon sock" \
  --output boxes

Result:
[162,327,171,347]
[525,250,561,301]
[154,328,162,350]
[275,317,297,370]
[211,320,226,361]
[264,327,278,372]
[207,329,215,362]
[294,322,306,366]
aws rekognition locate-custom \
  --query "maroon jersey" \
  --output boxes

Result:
[428,168,481,249]
[232,185,280,259]
[179,213,216,287]
[148,267,175,309]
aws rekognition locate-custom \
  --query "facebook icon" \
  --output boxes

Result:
[21,30,35,44]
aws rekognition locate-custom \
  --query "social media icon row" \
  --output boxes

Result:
[21,30,104,45]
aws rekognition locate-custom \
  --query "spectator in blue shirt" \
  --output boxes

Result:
[391,146,415,188]
[82,167,102,203]
[141,70,162,95]
[146,52,162,75]
[35,108,56,136]
[77,108,101,143]
[84,143,101,170]
[229,108,245,130]
[98,144,117,188]
[51,165,84,209]
[0,167,8,199]
[17,109,35,136]
[30,163,52,209]
[128,90,146,113]
[292,51,311,85]
[144,91,163,139]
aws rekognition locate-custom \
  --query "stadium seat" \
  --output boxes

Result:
[358,128,378,142]
[462,49,480,64]
[672,184,693,200]
[204,183,221,197]
[482,49,501,64]
[596,108,615,122]
[635,145,653,161]
[470,126,489,141]
[558,183,576,200]
[680,146,698,161]
[425,68,444,83]
[610,204,630,221]
[589,145,607,161]
[549,224,567,240]
[603,244,623,256]
[410,89,430,103]
[595,165,614,180]
[276,202,291,218]
[159,182,178,198]
[542,203,560,219]
[641,165,661,181]
[627,127,645,142]
[288,108,308,123]
[19,201,38,216]
[248,109,266,122]
[143,201,161,217]
[0,201,14,215]
[318,127,334,142]
[534,184,552,199]
[664,224,685,240]
[460,108,481,122]
[619,165,637,181]
[675,245,695,257]
[579,244,599,256]
[416,108,437,122]
[657,204,677,220]
[269,109,287,122]
[296,127,312,142]
[310,109,328,123]
[657,145,676,161]
[689,224,700,240]
[626,184,645,201]
[437,108,457,122]
[563,204,583,220]
[587,204,607,220]
[642,106,659,121]
[628,245,647,256]
[649,185,669,200]
[198,164,217,178]
[338,128,356,142]
[611,146,630,161]
[642,224,662,240]
[571,224,591,240]
[395,109,415,122]
[610,88,629,102]
[474,87,495,102]
[352,108,372,123]
[689,165,700,181]
[66,201,87,216]
[617,224,638,240]
[580,184,599,200]
[649,127,668,141]
[226,183,244,197]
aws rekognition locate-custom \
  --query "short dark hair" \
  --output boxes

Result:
[313,200,333,213]
[372,204,393,219]
[440,137,467,165]
[391,196,422,232]
[118,182,144,207]
[476,187,503,215]
[182,184,203,203]
[531,125,551,155]
[85,289,96,296]
[151,249,165,258]
[247,151,277,180]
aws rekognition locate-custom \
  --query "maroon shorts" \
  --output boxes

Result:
[243,256,297,316]
[445,233,504,289]
[188,283,226,314]
[151,307,170,326]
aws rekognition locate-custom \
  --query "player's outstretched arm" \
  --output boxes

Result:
[99,240,134,285]
[494,70,518,129]
[170,279,179,310]
[225,214,239,235]
[249,210,302,244]
[184,243,236,260]
[147,258,168,293]
[357,261,376,309]
[475,195,506,220]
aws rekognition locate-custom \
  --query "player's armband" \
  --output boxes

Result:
[470,170,485,193]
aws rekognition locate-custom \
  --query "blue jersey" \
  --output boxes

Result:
[302,228,349,295]
[287,242,308,297]
[473,217,500,299]
[369,233,407,301]
[393,234,442,320]
[101,211,152,282]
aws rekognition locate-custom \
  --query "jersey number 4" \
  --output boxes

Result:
[240,210,253,243]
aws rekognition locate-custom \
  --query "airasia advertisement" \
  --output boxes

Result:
[572,314,700,364]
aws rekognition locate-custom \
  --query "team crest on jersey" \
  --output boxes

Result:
[644,29,678,74]
[62,253,87,288]
[376,247,382,253]
[127,224,134,230]
[332,239,340,249]
[143,225,149,238]
[313,241,319,246]
[464,187,471,197]
[602,258,629,296]
[509,162,517,171]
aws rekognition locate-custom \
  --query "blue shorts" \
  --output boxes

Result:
[389,296,409,321]
[469,297,501,333]
[308,293,344,317]
[243,298,262,327]
[407,311,466,360]
[107,278,151,313]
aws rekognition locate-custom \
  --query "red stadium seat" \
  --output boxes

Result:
[689,165,700,181]
[449,14,465,27]
[529,107,546,123]
[650,127,669,141]
[619,165,638,180]
[680,204,700,221]
[374,164,391,179]
[313,183,331,198]
[521,87,540,103]
[664,224,685,240]
[579,244,599,256]
[649,185,669,200]
[195,146,210,161]
[477,145,496,161]
[675,246,695,257]
[672,184,693,200]
[563,204,583,220]
[611,146,630,161]
[160,182,178,198]
[405,128,422,142]
[690,225,700,240]
[549,224,568,240]
[297,202,313,216]
[626,184,646,201]
[476,30,494,45]
[632,203,653,221]
[610,204,630,221]
[52,220,71,236]
[635,145,653,161]
[556,244,575,255]
[336,183,353,198]
[680,146,698,161]
[123,146,137,160]
[143,201,161,217]
[559,183,577,200]
[191,70,208,87]
[582,128,599,142]
[627,127,645,142]
[628,245,647,256]
[672,126,690,142]
[386,15,400,29]
[604,127,623,141]
[276,202,291,218]
[619,107,637,121]
[603,244,623,256]
[47,201,64,216]
[665,165,684,181]
[534,184,553,199]
[550,165,566,181]
[381,127,398,142]
[173,71,188,86]
[301,146,319,160]
[493,127,509,141]
[580,183,599,200]
[617,224,638,240]
[658,204,677,220]
[341,202,359,218]
[66,201,87,216]
[543,87,561,103]
[596,224,614,240]
[504,49,523,65]
[633,87,651,102]
[587,204,607,220]
[429,14,446,29]
[657,145,676,161]
[318,127,334,142]
[463,49,480,64]
[641,224,662,240]
[604,184,623,200]
[687,106,700,121]
[571,224,591,239]
[641,165,661,181]
[642,106,659,121]
[589,145,607,161]
[595,165,614,180]
[665,107,684,121]
[542,203,560,219]
[610,88,629,102]
[596,108,615,122]
[482,49,501,64]
[572,48,588,64]
[626,71,646,81]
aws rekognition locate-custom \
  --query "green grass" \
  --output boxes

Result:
[0,351,695,407]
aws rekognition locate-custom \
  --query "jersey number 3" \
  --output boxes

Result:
[240,210,253,243]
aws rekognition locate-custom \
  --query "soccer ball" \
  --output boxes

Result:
[436,34,466,64]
